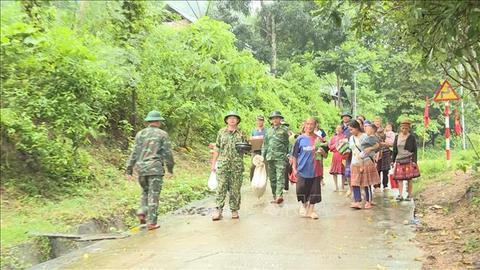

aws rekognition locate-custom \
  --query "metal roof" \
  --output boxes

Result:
[164,1,210,23]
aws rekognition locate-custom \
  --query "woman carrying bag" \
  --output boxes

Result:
[392,119,421,201]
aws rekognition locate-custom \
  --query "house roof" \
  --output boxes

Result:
[164,1,210,23]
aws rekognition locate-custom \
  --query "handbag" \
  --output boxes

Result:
[207,172,218,191]
[336,141,350,155]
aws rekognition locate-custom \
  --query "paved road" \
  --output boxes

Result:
[32,176,422,270]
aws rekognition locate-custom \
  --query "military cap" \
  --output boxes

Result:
[144,110,165,122]
[224,111,241,124]
[269,111,284,119]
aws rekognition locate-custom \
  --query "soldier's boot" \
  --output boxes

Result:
[231,210,239,219]
[147,224,160,230]
[212,209,223,221]
[137,214,146,225]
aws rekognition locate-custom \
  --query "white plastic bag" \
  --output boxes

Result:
[208,171,218,191]
[251,156,267,198]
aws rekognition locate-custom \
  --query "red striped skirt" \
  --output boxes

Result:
[329,152,345,175]
[350,160,380,187]
[393,161,420,180]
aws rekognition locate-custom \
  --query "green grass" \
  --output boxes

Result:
[0,146,211,263]
[414,148,478,194]
[463,236,480,254]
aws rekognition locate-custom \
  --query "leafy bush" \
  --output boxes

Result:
[1,3,339,196]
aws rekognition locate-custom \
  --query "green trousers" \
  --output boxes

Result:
[216,163,243,211]
[267,159,286,198]
[138,175,163,224]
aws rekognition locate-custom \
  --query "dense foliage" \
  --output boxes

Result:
[0,1,338,195]
[1,0,479,196]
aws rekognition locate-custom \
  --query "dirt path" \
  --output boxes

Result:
[31,176,422,270]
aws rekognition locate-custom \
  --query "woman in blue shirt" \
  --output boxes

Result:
[292,117,327,219]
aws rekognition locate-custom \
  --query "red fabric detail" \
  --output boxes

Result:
[310,136,323,177]
[424,96,430,128]
[389,174,398,189]
[454,108,462,136]
[289,171,297,183]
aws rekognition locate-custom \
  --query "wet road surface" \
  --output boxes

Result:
[31,176,422,270]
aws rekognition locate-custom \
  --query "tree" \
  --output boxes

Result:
[351,0,480,105]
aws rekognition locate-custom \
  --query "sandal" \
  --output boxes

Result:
[147,224,160,230]
[364,202,373,209]
[396,195,403,202]
[350,202,361,209]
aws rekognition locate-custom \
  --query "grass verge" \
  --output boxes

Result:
[0,145,212,268]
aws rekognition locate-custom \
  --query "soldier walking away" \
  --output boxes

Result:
[126,110,174,230]
[262,111,290,204]
[211,111,248,221]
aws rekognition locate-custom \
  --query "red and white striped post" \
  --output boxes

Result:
[444,101,451,163]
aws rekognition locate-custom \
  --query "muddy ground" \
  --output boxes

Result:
[414,172,480,269]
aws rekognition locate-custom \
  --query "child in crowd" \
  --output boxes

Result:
[385,122,395,146]
[328,125,346,192]
[361,121,379,160]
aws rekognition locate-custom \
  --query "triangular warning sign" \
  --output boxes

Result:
[433,80,461,101]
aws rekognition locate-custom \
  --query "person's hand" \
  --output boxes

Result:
[364,148,372,155]
[211,163,217,172]
[125,174,134,182]
[288,157,294,165]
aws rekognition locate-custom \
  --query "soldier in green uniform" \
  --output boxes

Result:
[126,110,174,230]
[211,111,247,221]
[262,111,290,204]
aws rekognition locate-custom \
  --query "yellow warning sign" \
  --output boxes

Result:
[433,80,461,101]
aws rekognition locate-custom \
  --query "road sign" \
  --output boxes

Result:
[433,79,461,101]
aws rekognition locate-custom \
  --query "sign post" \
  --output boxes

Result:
[433,79,461,165]
[460,85,466,150]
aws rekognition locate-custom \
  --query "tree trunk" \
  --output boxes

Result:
[76,1,89,27]
[336,72,342,109]
[131,89,137,137]
[270,15,277,76]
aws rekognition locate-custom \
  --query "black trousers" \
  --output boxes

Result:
[296,176,322,204]
[374,170,389,188]
[284,159,292,190]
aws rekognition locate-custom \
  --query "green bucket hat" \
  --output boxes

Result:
[224,111,241,124]
[340,112,352,119]
[144,110,165,122]
[269,111,284,120]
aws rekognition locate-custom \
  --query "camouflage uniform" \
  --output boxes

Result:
[215,128,247,211]
[126,125,174,225]
[262,125,290,198]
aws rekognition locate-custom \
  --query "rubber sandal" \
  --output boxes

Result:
[147,224,160,230]
[350,202,361,209]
